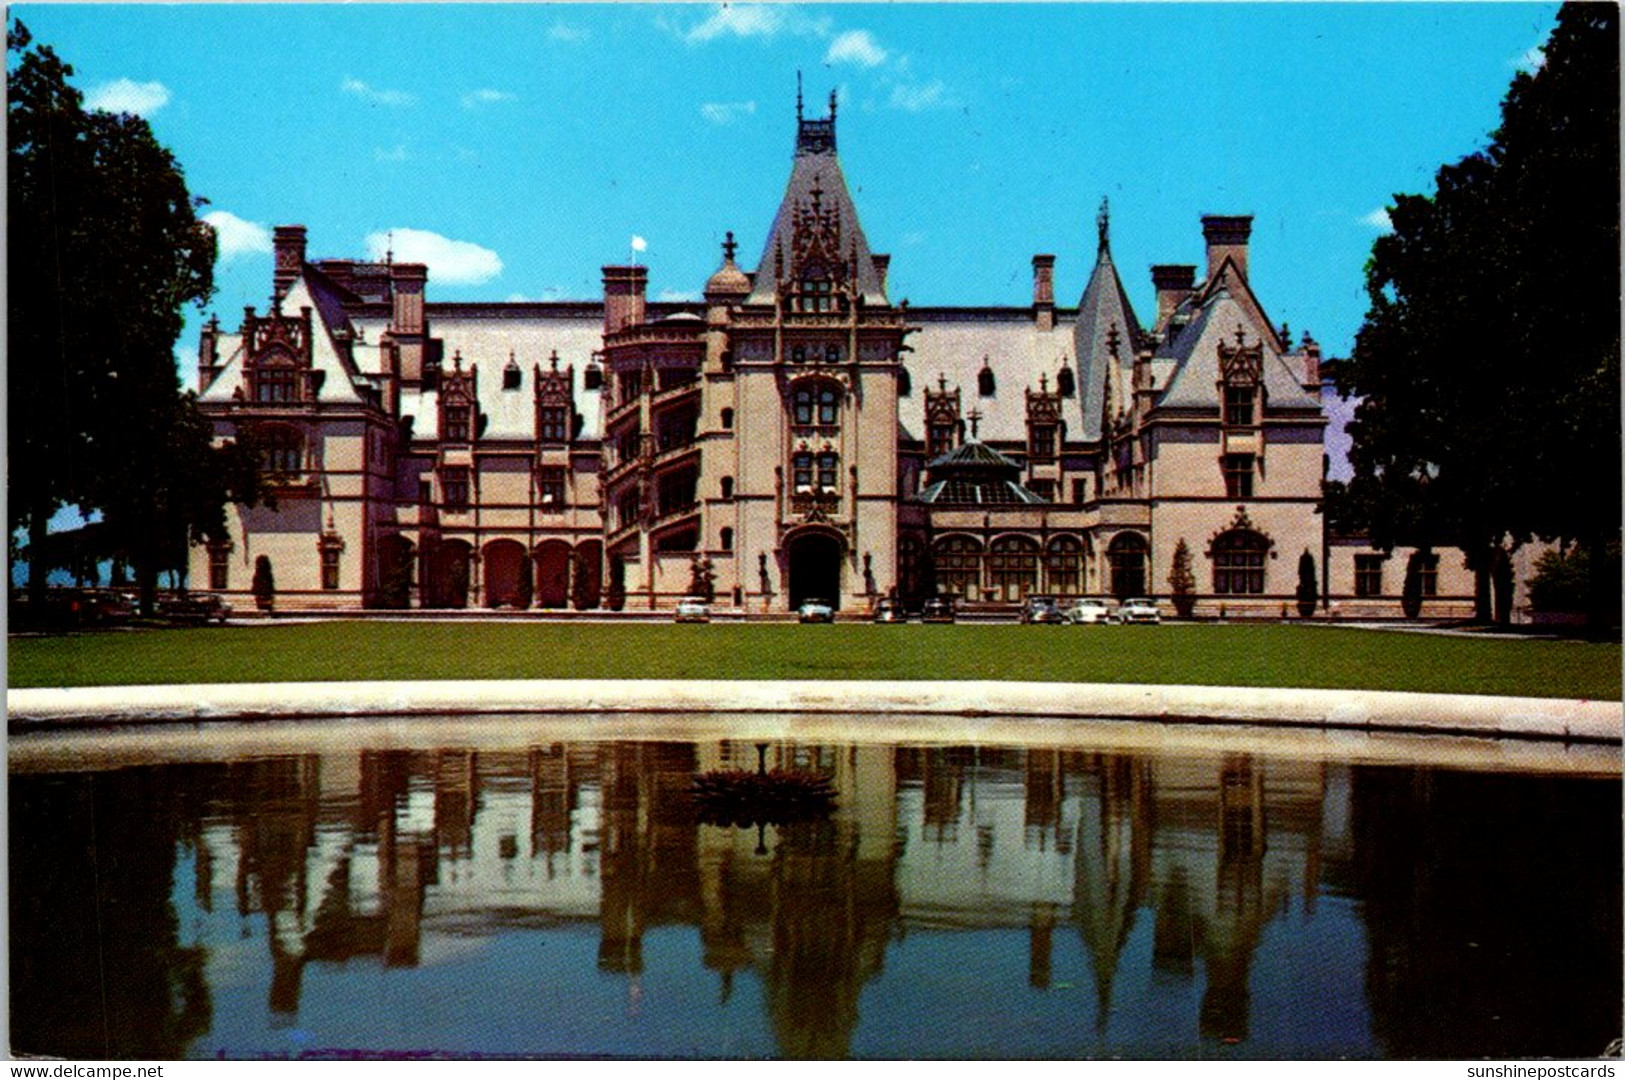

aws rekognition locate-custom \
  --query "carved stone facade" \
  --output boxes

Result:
[190,100,1481,618]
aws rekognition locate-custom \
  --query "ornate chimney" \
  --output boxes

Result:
[272,225,307,300]
[1032,254,1056,332]
[1201,215,1253,282]
[1151,264,1197,330]
[602,265,648,334]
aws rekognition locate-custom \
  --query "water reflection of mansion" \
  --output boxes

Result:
[187,741,1346,1055]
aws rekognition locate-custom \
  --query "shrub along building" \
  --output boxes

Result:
[191,95,1480,618]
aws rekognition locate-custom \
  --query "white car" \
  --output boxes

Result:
[674,596,711,623]
[798,598,835,623]
[1065,598,1114,625]
[1116,597,1162,624]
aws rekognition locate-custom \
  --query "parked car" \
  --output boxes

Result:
[674,596,711,623]
[1065,598,1114,625]
[920,596,956,624]
[798,598,835,623]
[871,597,907,623]
[1115,597,1162,624]
[160,591,232,625]
[1020,595,1067,624]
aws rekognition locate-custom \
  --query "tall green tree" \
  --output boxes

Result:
[8,21,260,613]
[1327,4,1620,629]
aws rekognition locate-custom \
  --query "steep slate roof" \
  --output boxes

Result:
[745,103,888,307]
[1073,224,1144,443]
[394,310,608,442]
[900,310,1081,444]
[1154,290,1319,413]
[198,274,366,406]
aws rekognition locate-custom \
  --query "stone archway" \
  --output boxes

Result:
[533,540,572,609]
[787,530,845,610]
[483,539,529,609]
[427,539,472,609]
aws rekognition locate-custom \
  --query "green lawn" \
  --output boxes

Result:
[7,621,1620,700]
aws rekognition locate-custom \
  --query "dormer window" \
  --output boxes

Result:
[443,405,471,443]
[503,363,522,390]
[978,365,996,397]
[538,405,569,443]
[584,364,603,391]
[1224,384,1256,426]
[1056,367,1075,398]
[796,278,835,313]
[255,365,300,404]
[1029,423,1057,463]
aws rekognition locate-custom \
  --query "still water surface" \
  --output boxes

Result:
[10,719,1621,1059]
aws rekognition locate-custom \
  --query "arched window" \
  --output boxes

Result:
[721,407,734,430]
[1046,535,1084,595]
[933,535,983,600]
[720,476,734,500]
[720,527,734,552]
[1212,530,1268,595]
[989,535,1040,601]
[1056,366,1075,398]
[978,364,996,397]
[1108,533,1149,599]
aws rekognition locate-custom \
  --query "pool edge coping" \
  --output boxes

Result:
[7,680,1622,745]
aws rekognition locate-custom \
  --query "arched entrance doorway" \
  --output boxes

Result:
[533,540,572,609]
[483,539,529,609]
[786,530,844,610]
[426,539,471,609]
[1107,532,1149,599]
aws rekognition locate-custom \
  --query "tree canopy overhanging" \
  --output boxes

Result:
[7,20,264,614]
[1324,3,1621,629]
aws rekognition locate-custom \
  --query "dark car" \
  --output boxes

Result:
[1020,595,1067,624]
[921,596,956,623]
[159,591,232,625]
[871,597,907,623]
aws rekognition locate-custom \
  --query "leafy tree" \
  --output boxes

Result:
[1296,550,1318,618]
[687,556,716,602]
[1166,538,1196,618]
[1326,4,1619,630]
[8,21,259,614]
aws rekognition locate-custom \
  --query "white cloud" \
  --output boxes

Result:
[887,79,956,112]
[461,88,517,109]
[202,211,272,261]
[549,22,588,43]
[341,77,415,108]
[1512,44,1546,72]
[680,5,829,43]
[826,29,887,68]
[701,100,757,124]
[364,229,503,285]
[1360,207,1393,232]
[84,78,170,117]
[374,145,410,163]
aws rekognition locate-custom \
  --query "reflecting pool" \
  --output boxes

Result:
[9,717,1621,1059]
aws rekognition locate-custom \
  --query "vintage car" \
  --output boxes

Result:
[797,598,836,623]
[1115,597,1162,624]
[1019,595,1067,624]
[674,596,711,623]
[871,597,907,623]
[920,596,956,624]
[1065,598,1114,625]
[159,591,232,625]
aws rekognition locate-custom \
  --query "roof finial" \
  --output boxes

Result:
[722,230,737,263]
[796,71,804,123]
[828,87,837,122]
[386,229,394,265]
[967,407,983,439]
[1096,197,1110,255]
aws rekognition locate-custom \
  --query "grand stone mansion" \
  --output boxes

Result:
[191,97,1477,617]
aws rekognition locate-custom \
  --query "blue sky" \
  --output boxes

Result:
[15,2,1558,474]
